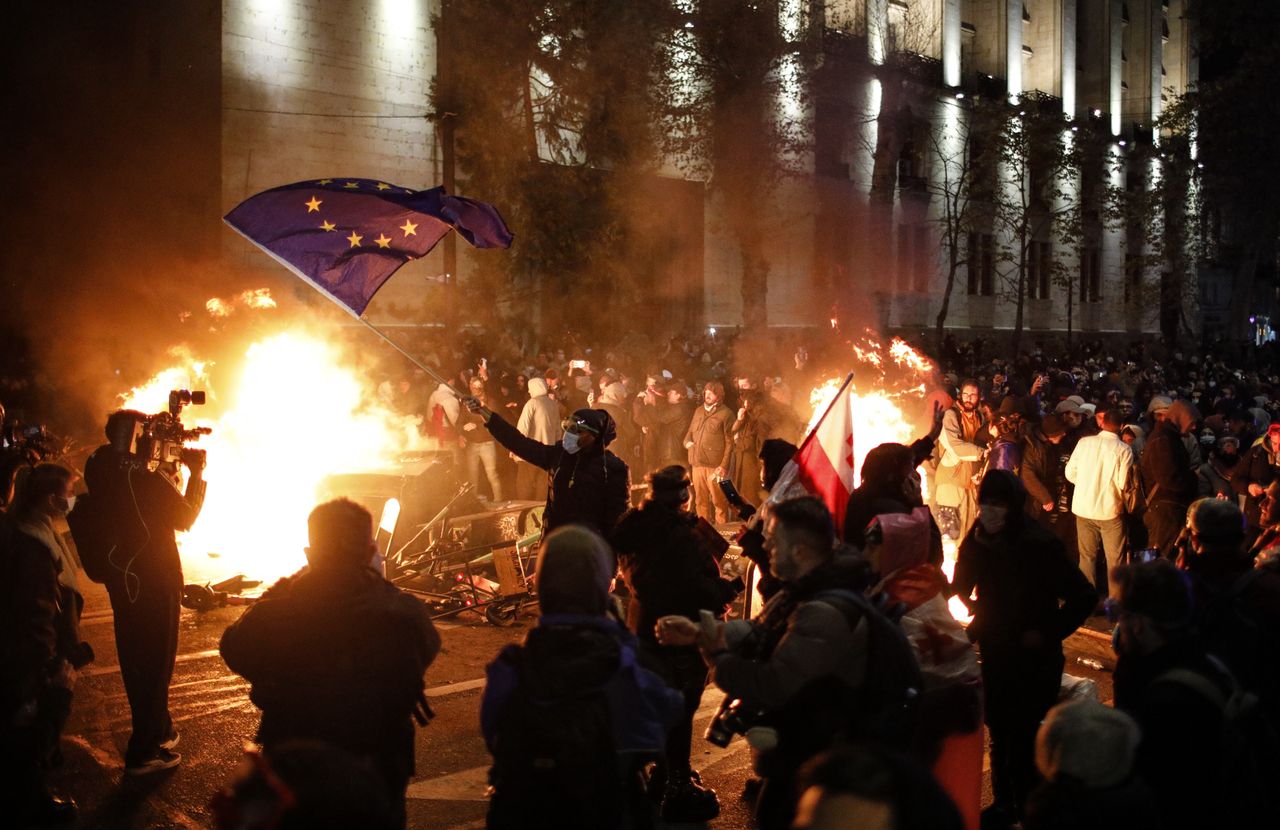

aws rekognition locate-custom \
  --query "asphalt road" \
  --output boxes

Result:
[49,576,1117,830]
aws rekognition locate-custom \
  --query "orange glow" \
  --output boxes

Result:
[120,329,428,585]
[803,333,968,623]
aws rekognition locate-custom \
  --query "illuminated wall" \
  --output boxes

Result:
[221,0,441,310]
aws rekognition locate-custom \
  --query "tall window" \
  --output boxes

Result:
[967,232,995,296]
[1080,246,1101,302]
[1124,252,1142,303]
[1027,240,1052,299]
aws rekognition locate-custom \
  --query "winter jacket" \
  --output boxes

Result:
[1231,439,1280,528]
[1021,428,1064,515]
[83,445,203,590]
[953,516,1094,658]
[1113,637,1237,830]
[1140,422,1197,507]
[220,565,440,797]
[517,378,561,445]
[612,503,741,643]
[683,403,733,469]
[936,407,985,505]
[479,613,682,755]
[485,412,630,536]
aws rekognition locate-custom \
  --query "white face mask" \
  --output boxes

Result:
[977,503,1009,535]
[561,430,581,455]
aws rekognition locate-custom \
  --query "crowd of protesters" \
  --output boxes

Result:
[3,326,1280,829]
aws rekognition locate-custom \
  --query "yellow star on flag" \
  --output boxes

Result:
[400,220,418,237]
[305,196,322,212]
[374,233,393,248]
[376,182,391,190]
[317,179,333,185]
[347,231,363,247]
[344,181,360,189]
[320,220,337,232]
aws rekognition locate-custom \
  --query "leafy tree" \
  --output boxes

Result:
[432,0,678,340]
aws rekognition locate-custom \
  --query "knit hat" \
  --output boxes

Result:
[1146,395,1173,414]
[535,526,616,616]
[977,469,1026,509]
[1036,698,1140,788]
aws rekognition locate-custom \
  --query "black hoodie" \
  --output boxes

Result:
[486,411,631,535]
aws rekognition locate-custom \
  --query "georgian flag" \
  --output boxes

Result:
[765,374,857,534]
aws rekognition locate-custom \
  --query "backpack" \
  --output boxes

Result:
[810,588,925,747]
[66,490,117,584]
[1155,659,1280,824]
[487,646,624,830]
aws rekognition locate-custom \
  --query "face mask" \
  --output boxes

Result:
[977,503,1009,535]
[54,494,75,516]
[561,430,581,455]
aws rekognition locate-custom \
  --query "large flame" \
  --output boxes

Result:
[803,334,970,624]
[120,326,427,585]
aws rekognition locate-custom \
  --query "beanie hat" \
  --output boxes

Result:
[977,469,1026,509]
[535,526,615,616]
[1036,698,1139,788]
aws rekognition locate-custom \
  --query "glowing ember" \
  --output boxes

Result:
[205,287,278,318]
[120,330,428,585]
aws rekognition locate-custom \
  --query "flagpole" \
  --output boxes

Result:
[797,373,854,453]
[356,317,467,398]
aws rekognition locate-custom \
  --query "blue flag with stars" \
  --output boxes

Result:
[224,178,513,316]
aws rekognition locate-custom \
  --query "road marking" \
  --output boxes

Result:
[82,649,223,678]
[427,677,486,698]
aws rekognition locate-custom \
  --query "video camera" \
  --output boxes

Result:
[132,389,211,468]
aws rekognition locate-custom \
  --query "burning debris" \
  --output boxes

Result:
[119,326,429,585]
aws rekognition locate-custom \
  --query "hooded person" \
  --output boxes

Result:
[1140,400,1200,558]
[466,397,631,537]
[951,470,1096,828]
[514,378,563,500]
[480,526,683,830]
[596,381,638,474]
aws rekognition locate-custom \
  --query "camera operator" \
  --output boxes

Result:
[1,463,90,826]
[82,409,206,774]
[656,496,882,830]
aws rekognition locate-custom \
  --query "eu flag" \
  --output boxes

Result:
[224,179,513,316]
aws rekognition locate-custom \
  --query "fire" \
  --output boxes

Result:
[120,329,428,585]
[803,334,969,624]
[205,287,279,318]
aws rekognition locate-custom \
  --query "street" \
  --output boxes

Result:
[51,578,1117,830]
